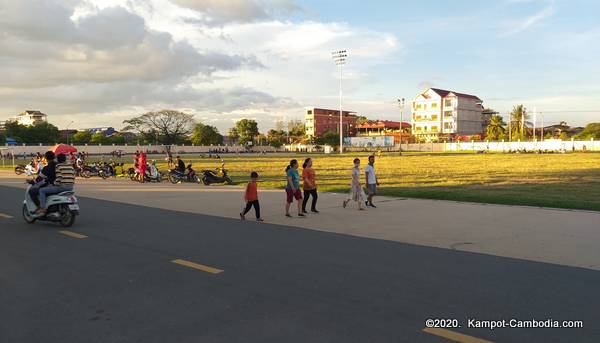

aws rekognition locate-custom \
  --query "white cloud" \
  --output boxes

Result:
[170,0,299,25]
[502,5,555,36]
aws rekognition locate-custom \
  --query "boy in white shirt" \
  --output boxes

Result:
[364,155,379,208]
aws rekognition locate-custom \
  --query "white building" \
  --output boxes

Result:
[11,110,47,126]
[411,88,483,141]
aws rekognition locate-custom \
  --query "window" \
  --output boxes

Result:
[416,104,422,110]
[445,99,452,107]
[423,104,427,110]
[444,123,453,129]
[444,111,453,117]
[307,110,313,114]
[431,115,438,121]
[431,103,438,109]
[431,126,438,132]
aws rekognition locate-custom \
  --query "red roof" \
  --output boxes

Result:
[430,88,481,101]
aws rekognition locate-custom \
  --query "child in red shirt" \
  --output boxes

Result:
[240,171,263,222]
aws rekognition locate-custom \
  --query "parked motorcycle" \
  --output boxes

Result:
[22,181,79,227]
[15,162,36,176]
[201,162,233,185]
[168,164,200,184]
[128,161,162,182]
[79,163,109,179]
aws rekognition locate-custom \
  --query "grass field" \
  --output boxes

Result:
[3,152,600,211]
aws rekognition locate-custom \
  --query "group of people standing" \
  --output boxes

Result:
[240,155,379,221]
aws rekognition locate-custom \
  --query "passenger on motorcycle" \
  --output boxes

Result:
[37,153,75,214]
[29,151,57,209]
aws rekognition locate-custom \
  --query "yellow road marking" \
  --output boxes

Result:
[0,213,13,219]
[172,259,224,274]
[59,230,88,239]
[423,328,493,343]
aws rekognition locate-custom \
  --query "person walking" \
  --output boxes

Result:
[240,171,263,222]
[364,155,379,208]
[285,159,304,217]
[343,158,366,210]
[301,158,318,214]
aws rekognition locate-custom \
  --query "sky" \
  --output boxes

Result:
[0,0,599,132]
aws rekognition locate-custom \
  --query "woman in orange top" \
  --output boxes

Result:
[302,158,319,213]
[240,171,263,221]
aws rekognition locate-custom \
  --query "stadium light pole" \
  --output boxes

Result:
[66,120,74,145]
[332,50,347,154]
[397,98,405,155]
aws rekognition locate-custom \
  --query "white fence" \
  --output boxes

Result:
[444,139,598,152]
[1,144,278,156]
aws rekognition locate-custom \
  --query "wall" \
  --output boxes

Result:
[1,144,278,155]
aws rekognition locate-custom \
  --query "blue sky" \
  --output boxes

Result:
[0,0,598,130]
[294,0,600,125]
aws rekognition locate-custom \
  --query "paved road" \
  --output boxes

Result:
[1,185,598,342]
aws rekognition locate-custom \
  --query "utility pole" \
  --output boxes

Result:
[332,50,347,154]
[397,98,405,155]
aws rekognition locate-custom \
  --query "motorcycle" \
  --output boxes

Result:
[79,163,109,179]
[168,164,200,184]
[15,162,37,176]
[128,162,162,182]
[201,162,233,185]
[22,181,79,227]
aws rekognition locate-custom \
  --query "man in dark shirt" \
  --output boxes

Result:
[29,151,57,207]
[176,156,185,173]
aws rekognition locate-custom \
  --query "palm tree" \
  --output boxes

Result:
[486,115,506,140]
[509,105,532,140]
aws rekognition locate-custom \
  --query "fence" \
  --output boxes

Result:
[1,144,279,156]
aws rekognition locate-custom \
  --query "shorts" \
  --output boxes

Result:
[286,188,303,203]
[367,184,377,195]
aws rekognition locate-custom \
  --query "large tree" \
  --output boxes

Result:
[316,130,340,147]
[191,123,223,145]
[72,130,92,144]
[4,121,59,144]
[123,110,195,149]
[0,133,5,145]
[574,123,600,140]
[267,129,287,147]
[235,119,259,145]
[485,115,506,141]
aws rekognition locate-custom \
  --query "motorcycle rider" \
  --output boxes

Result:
[37,153,75,214]
[29,151,57,209]
[175,156,185,174]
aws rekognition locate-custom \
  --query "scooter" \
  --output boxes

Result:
[201,162,233,185]
[128,162,162,183]
[22,181,79,227]
[15,162,37,176]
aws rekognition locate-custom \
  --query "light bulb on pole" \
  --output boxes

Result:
[332,50,347,154]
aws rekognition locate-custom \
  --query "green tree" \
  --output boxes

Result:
[90,132,107,144]
[227,127,239,143]
[287,120,305,143]
[574,123,600,140]
[107,134,126,145]
[235,119,259,145]
[72,130,92,144]
[0,132,5,144]
[509,105,532,140]
[191,123,223,145]
[267,129,287,147]
[123,110,196,149]
[3,121,27,143]
[485,115,506,140]
[316,130,339,147]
